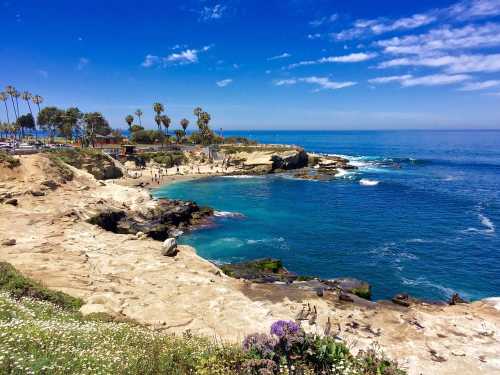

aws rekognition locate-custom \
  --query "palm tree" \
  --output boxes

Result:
[180,118,189,137]
[5,86,18,121]
[32,95,44,142]
[160,115,171,136]
[0,92,10,126]
[154,114,162,132]
[125,115,134,129]
[21,92,35,139]
[153,102,164,117]
[135,109,143,127]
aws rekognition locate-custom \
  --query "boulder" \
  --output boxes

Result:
[161,238,178,256]
[271,150,308,171]
[1,239,16,246]
[220,258,297,283]
[30,190,45,197]
[324,277,372,300]
[449,293,468,305]
[392,293,411,307]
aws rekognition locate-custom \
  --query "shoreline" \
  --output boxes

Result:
[1,152,500,374]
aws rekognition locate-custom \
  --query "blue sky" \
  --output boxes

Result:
[2,0,500,130]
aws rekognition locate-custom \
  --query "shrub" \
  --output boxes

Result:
[140,151,186,168]
[0,150,20,169]
[130,130,166,144]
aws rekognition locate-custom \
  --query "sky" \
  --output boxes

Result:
[2,0,500,130]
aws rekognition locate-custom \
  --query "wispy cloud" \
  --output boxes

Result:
[309,13,338,27]
[377,23,500,55]
[288,52,377,69]
[378,53,500,74]
[142,46,212,68]
[369,73,471,87]
[37,69,48,79]
[200,4,227,21]
[274,76,357,91]
[332,0,500,41]
[216,78,233,87]
[458,79,500,90]
[77,57,89,71]
[268,52,292,61]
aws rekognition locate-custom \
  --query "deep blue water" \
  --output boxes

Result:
[154,131,500,301]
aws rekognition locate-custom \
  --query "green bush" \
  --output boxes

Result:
[141,151,186,168]
[0,151,20,169]
[130,130,166,144]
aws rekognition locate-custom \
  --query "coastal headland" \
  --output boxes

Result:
[1,146,499,374]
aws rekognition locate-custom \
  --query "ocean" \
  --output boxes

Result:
[153,130,500,301]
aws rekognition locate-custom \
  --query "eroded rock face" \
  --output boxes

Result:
[324,278,372,300]
[271,150,308,171]
[87,200,213,241]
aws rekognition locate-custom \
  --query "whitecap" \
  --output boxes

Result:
[221,175,257,179]
[359,178,380,186]
[214,210,246,219]
[246,237,285,245]
[400,276,461,299]
[479,213,495,234]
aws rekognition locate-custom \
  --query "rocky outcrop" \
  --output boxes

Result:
[88,199,213,241]
[271,150,308,171]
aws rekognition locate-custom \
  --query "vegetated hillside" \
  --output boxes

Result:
[0,262,405,375]
[46,148,123,180]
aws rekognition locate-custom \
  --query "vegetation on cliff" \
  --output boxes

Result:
[0,151,20,169]
[0,262,405,374]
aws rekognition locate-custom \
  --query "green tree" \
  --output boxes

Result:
[21,92,36,138]
[59,108,83,141]
[130,124,144,133]
[175,129,184,144]
[180,118,189,136]
[125,115,134,130]
[17,113,35,135]
[160,115,171,136]
[134,109,143,127]
[37,107,64,143]
[5,86,19,129]
[83,112,111,147]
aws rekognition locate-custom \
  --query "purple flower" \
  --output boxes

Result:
[270,320,300,338]
[242,333,277,358]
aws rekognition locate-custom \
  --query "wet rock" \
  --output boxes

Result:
[1,239,16,246]
[392,293,411,307]
[161,238,178,257]
[220,258,297,283]
[324,278,372,300]
[449,293,468,305]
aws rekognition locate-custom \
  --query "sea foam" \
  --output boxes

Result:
[359,179,380,186]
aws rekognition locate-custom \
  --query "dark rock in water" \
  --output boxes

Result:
[392,293,411,307]
[324,278,372,300]
[271,150,308,171]
[449,293,468,305]
[87,200,213,241]
[220,258,297,283]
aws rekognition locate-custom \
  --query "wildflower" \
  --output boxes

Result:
[270,320,300,338]
[242,333,277,359]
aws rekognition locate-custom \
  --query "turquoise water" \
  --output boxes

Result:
[154,131,500,301]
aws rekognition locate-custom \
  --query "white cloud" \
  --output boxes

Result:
[369,73,471,87]
[200,4,227,21]
[307,33,322,40]
[309,13,338,27]
[141,54,160,68]
[216,79,233,87]
[368,75,413,84]
[268,52,292,61]
[142,46,211,68]
[288,52,376,69]
[378,53,500,74]
[458,79,500,90]
[274,77,356,91]
[77,57,89,71]
[332,0,500,41]
[377,23,500,55]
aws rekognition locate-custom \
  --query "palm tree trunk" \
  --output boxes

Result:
[3,101,10,125]
[26,99,36,141]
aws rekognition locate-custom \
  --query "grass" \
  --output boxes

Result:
[0,262,406,375]
[0,151,21,169]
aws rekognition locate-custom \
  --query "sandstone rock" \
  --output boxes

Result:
[392,293,411,307]
[325,277,372,300]
[1,239,16,246]
[220,258,297,283]
[41,180,60,190]
[30,190,45,197]
[161,238,178,256]
[339,292,354,302]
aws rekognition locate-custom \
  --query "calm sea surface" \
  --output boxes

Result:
[154,130,500,301]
